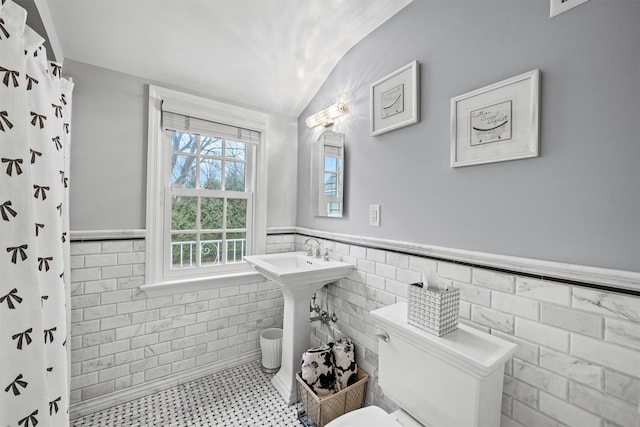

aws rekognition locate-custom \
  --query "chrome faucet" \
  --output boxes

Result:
[304,237,320,258]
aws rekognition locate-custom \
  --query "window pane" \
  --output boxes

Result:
[225,161,245,191]
[201,136,223,157]
[227,199,247,229]
[325,156,337,172]
[200,158,222,190]
[201,197,223,229]
[226,232,246,264]
[171,196,197,230]
[225,140,246,160]
[324,173,337,197]
[327,203,340,215]
[171,154,197,188]
[172,132,198,154]
[201,233,222,266]
[171,233,197,269]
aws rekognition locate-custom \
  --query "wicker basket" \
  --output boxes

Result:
[407,283,460,336]
[296,369,369,427]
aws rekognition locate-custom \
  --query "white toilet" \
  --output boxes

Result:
[327,302,517,427]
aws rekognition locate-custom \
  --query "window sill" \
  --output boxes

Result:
[140,270,267,297]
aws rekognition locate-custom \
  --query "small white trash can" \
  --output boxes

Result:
[260,328,283,374]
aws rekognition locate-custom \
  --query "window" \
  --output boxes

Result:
[146,86,267,285]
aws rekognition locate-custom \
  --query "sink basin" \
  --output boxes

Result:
[244,251,353,292]
[244,251,353,403]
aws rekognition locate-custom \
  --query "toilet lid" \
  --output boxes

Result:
[325,406,403,427]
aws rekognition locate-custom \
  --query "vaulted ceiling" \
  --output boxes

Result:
[37,0,412,117]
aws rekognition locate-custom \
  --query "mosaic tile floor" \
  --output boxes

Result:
[71,360,309,426]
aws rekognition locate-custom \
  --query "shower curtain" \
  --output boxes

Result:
[1,1,73,426]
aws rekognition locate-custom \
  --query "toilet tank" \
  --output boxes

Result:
[371,302,516,427]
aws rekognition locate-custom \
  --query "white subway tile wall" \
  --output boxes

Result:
[69,238,291,407]
[70,234,639,427]
[305,236,640,427]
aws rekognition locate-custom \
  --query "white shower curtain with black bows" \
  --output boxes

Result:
[0,1,73,426]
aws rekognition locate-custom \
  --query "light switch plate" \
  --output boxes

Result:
[369,204,380,227]
[550,0,590,18]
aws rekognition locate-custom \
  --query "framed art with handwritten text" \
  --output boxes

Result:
[370,61,420,136]
[451,69,540,167]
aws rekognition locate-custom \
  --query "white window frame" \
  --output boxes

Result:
[145,85,268,289]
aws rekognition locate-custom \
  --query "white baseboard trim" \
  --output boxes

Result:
[290,227,640,293]
[70,350,260,420]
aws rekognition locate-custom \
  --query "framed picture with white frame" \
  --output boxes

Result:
[450,69,540,167]
[370,60,420,136]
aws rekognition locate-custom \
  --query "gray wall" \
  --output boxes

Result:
[65,60,298,232]
[66,60,148,230]
[297,1,640,272]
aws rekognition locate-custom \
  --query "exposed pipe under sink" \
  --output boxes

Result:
[309,290,337,323]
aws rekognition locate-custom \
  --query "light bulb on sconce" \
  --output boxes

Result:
[305,101,348,128]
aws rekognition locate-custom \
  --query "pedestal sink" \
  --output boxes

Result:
[244,251,353,404]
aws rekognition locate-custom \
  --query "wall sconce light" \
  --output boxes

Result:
[305,101,348,128]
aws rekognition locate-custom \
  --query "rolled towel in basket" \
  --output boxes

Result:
[301,345,337,397]
[332,337,357,391]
